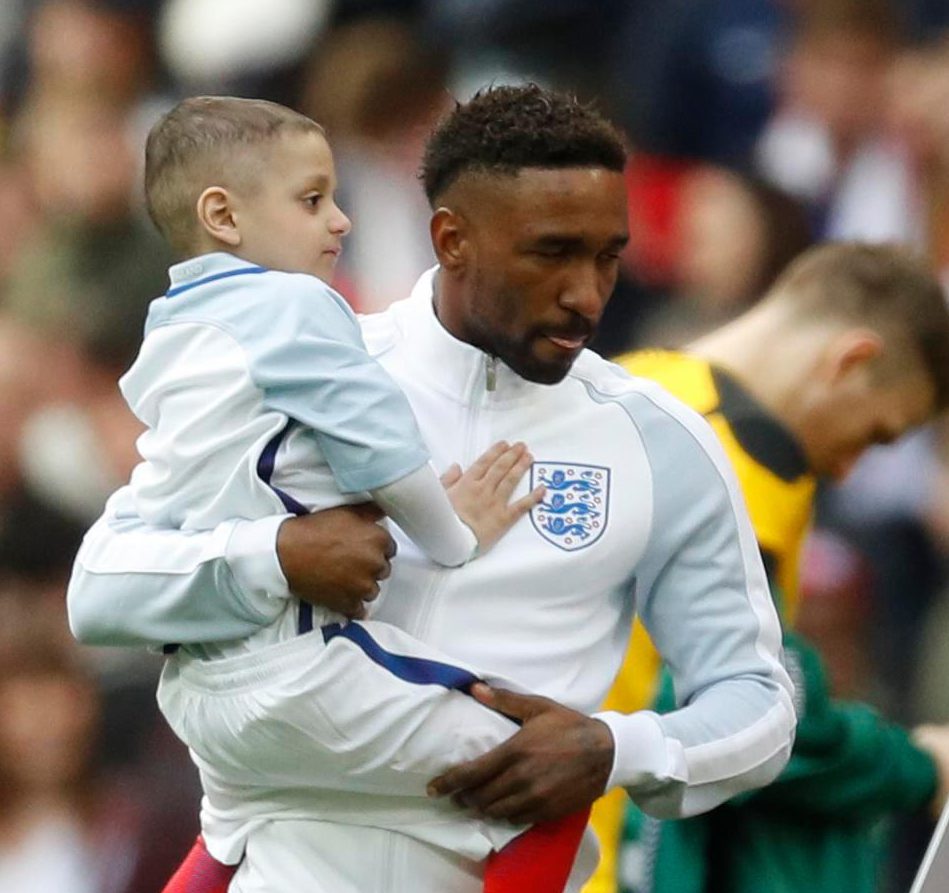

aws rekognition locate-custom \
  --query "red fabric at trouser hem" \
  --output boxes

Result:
[484,809,590,893]
[160,836,238,893]
[160,811,589,893]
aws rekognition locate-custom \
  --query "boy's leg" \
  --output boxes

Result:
[160,837,236,893]
[163,819,595,893]
[159,619,589,889]
[485,809,591,893]
[159,820,592,893]
[159,620,523,861]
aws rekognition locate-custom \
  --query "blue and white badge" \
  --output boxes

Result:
[531,462,610,551]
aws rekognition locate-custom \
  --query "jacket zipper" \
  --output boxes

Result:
[412,353,495,640]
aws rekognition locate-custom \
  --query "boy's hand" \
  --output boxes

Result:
[276,503,396,618]
[442,442,544,555]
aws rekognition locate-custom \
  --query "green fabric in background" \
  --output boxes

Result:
[619,630,937,893]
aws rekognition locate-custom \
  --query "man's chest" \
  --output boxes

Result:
[375,372,654,665]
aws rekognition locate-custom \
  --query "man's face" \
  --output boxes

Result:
[799,364,935,480]
[443,167,629,384]
[233,130,351,283]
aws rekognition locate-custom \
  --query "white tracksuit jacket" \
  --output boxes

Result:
[68,267,795,891]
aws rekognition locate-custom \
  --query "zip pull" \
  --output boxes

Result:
[485,355,497,392]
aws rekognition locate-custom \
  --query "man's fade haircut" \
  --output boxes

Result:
[767,242,949,409]
[145,96,323,257]
[420,84,627,205]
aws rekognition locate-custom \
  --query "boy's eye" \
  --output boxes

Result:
[303,194,322,208]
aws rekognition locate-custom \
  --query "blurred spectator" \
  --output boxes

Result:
[796,529,874,701]
[638,164,813,347]
[0,159,40,280]
[887,41,949,272]
[818,430,947,723]
[301,16,450,310]
[757,0,914,241]
[25,0,156,108]
[909,0,949,40]
[158,0,330,96]
[15,94,140,225]
[609,0,791,168]
[0,633,139,893]
[594,161,812,355]
[422,0,626,99]
[0,212,167,513]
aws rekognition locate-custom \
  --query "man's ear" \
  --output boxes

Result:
[824,329,884,385]
[430,206,469,273]
[196,186,241,247]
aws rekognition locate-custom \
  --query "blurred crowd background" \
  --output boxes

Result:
[1,0,948,891]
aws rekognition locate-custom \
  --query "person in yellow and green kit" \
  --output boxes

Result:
[587,241,949,893]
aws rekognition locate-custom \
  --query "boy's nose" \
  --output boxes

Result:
[332,206,352,236]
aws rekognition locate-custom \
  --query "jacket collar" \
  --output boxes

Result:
[396,267,543,405]
[166,252,266,296]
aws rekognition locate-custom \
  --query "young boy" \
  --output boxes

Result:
[111,96,581,892]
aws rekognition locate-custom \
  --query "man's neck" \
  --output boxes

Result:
[431,267,475,347]
[687,307,810,431]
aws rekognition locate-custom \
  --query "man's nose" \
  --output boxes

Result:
[559,264,606,323]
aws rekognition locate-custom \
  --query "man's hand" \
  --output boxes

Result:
[427,684,614,825]
[276,503,396,619]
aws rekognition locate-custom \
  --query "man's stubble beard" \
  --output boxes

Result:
[467,270,573,386]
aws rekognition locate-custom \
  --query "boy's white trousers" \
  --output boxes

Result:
[157,620,526,865]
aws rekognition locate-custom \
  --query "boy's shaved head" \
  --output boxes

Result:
[145,96,323,256]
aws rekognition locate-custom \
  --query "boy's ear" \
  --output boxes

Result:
[196,186,241,247]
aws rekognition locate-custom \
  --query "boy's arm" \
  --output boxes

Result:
[371,446,543,566]
[246,280,539,565]
[67,486,394,647]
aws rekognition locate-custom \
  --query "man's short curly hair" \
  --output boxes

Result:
[420,84,627,205]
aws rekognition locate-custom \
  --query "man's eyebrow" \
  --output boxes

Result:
[525,233,630,250]
[532,234,582,246]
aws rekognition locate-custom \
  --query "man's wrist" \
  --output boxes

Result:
[225,515,293,603]
[592,709,687,792]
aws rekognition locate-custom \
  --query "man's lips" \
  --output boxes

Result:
[545,334,588,351]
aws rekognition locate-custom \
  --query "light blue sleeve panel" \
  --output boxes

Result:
[158,272,429,493]
[610,385,795,815]
[67,487,288,647]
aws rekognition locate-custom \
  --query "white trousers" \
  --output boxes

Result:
[157,620,524,865]
[229,819,599,893]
